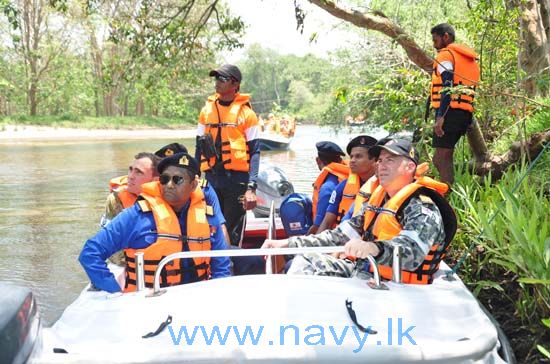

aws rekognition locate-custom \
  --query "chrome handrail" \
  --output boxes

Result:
[135,252,145,291]
[150,247,384,295]
[265,201,276,275]
[392,244,402,284]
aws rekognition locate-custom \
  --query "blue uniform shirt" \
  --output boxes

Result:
[203,184,225,225]
[325,179,347,216]
[314,174,339,226]
[79,200,231,293]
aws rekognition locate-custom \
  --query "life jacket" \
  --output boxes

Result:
[312,162,350,219]
[199,93,253,173]
[109,175,128,192]
[108,175,136,209]
[335,173,362,224]
[353,175,379,217]
[431,43,480,113]
[362,176,457,284]
[124,181,212,292]
[352,163,429,217]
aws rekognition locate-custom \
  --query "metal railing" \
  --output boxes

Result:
[149,247,385,296]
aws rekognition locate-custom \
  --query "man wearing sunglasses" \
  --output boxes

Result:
[196,64,260,247]
[79,152,231,293]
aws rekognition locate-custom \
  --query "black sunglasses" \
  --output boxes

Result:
[159,174,187,186]
[215,75,232,83]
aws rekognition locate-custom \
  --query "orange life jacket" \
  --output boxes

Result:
[312,162,350,219]
[431,43,480,113]
[353,176,380,217]
[108,175,136,209]
[335,173,362,224]
[362,176,456,284]
[109,175,128,192]
[124,181,212,292]
[199,93,252,173]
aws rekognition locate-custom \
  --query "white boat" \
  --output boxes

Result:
[2,207,514,364]
[258,132,292,151]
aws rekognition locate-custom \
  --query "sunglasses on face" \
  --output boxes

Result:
[215,75,232,83]
[159,174,187,186]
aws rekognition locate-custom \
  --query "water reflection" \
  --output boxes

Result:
[0,125,385,326]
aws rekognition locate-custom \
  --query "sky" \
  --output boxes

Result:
[222,0,361,62]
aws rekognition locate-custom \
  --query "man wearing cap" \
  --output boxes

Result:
[196,64,260,246]
[263,139,456,285]
[80,152,231,293]
[309,141,350,234]
[317,135,378,233]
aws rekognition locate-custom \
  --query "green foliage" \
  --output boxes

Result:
[450,156,550,321]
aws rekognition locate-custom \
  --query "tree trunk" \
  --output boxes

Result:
[515,0,550,95]
[474,128,550,181]
[306,0,433,72]
[28,82,37,116]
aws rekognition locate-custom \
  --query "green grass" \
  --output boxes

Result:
[0,115,196,129]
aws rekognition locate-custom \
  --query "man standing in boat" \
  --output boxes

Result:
[195,64,260,246]
[309,141,349,234]
[317,135,378,233]
[263,139,456,284]
[79,152,231,293]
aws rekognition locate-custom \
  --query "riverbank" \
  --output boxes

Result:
[0,124,197,142]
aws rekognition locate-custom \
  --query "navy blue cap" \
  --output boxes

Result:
[316,141,345,157]
[157,152,200,175]
[369,138,419,165]
[154,143,188,158]
[209,64,242,82]
[346,135,378,155]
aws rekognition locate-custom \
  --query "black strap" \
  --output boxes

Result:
[345,299,377,334]
[142,315,172,339]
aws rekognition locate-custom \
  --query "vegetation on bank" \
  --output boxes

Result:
[0,115,195,130]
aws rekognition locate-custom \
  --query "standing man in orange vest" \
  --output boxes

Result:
[431,23,480,185]
[263,139,456,285]
[79,152,231,293]
[309,141,349,235]
[196,64,260,246]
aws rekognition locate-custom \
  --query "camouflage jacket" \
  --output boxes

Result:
[99,191,125,228]
[288,195,445,272]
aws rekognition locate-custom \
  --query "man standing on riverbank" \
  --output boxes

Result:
[195,64,260,246]
[430,23,480,185]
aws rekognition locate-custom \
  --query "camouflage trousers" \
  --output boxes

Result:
[285,253,353,276]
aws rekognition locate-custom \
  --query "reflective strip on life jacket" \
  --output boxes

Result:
[336,173,361,224]
[199,93,252,173]
[312,161,350,219]
[124,181,212,292]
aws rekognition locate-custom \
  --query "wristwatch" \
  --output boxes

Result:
[247,181,257,191]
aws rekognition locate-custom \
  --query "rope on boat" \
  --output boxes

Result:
[448,141,549,277]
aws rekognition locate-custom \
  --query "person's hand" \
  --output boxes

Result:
[434,116,445,137]
[243,189,257,210]
[344,238,380,259]
[261,239,289,249]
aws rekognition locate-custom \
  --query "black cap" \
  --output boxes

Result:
[209,64,242,82]
[369,138,419,165]
[154,143,188,158]
[346,135,378,155]
[316,141,345,157]
[157,152,200,176]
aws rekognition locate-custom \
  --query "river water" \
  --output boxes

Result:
[0,124,385,326]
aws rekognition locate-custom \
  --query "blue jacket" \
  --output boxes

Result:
[79,200,231,293]
[313,174,339,226]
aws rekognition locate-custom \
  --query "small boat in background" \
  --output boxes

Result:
[259,132,292,151]
[258,114,296,151]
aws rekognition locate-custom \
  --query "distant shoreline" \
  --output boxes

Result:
[0,124,197,142]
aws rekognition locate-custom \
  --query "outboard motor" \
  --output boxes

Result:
[254,164,294,217]
[0,283,41,364]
